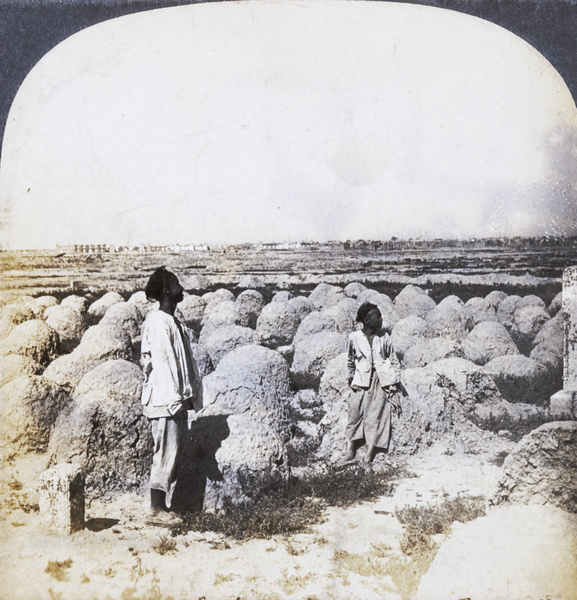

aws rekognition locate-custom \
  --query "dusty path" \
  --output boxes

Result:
[0,446,504,600]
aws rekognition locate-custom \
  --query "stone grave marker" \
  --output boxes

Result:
[38,463,84,535]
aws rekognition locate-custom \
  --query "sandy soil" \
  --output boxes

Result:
[0,446,504,600]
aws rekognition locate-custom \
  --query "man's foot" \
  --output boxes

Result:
[363,445,375,464]
[146,509,182,527]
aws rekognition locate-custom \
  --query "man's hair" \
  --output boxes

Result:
[145,266,175,302]
[356,302,379,323]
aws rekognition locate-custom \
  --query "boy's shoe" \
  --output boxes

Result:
[146,509,183,527]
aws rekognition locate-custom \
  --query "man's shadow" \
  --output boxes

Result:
[171,414,230,513]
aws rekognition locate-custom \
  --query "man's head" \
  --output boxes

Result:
[356,302,382,331]
[145,267,184,304]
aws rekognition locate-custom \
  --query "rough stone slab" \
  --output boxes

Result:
[496,421,577,513]
[550,389,577,420]
[38,463,84,535]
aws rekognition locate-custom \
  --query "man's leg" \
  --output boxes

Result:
[150,488,167,512]
[147,414,185,526]
[149,413,186,503]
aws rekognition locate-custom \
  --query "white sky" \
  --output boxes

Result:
[1,0,576,249]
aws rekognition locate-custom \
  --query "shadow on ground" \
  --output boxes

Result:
[85,518,120,532]
[171,414,230,513]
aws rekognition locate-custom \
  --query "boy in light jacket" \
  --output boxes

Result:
[346,302,402,463]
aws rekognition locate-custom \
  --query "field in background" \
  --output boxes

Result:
[1,241,574,303]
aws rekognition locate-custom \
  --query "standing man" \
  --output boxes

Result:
[140,267,198,526]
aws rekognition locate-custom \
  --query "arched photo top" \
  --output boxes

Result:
[1,0,576,250]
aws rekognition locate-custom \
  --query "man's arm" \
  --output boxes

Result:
[384,335,402,377]
[140,327,153,382]
[347,335,356,384]
[148,320,184,406]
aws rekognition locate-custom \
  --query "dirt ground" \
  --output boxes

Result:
[0,247,572,600]
[0,444,506,600]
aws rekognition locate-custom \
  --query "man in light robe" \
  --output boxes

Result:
[140,267,199,526]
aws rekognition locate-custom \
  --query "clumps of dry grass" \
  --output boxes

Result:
[178,487,322,541]
[276,566,316,595]
[395,494,486,557]
[332,548,389,579]
[213,572,235,585]
[389,494,487,600]
[177,462,400,541]
[387,555,423,600]
[120,580,175,600]
[1,476,39,514]
[8,477,23,491]
[45,559,73,581]
[303,462,399,507]
[6,494,39,513]
[282,537,307,556]
[16,496,39,513]
[151,534,177,556]
[327,542,399,589]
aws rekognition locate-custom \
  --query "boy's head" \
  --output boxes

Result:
[145,267,184,304]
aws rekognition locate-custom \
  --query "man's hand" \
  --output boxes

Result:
[141,354,152,382]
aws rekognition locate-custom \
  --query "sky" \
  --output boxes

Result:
[1,0,576,249]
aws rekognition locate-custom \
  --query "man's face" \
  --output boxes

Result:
[364,308,382,331]
[167,274,184,304]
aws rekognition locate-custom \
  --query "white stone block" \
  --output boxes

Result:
[550,390,577,421]
[38,463,84,535]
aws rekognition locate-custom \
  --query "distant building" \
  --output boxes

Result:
[259,242,303,251]
[56,243,110,254]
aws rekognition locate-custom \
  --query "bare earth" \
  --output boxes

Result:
[1,445,505,600]
[1,246,575,599]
